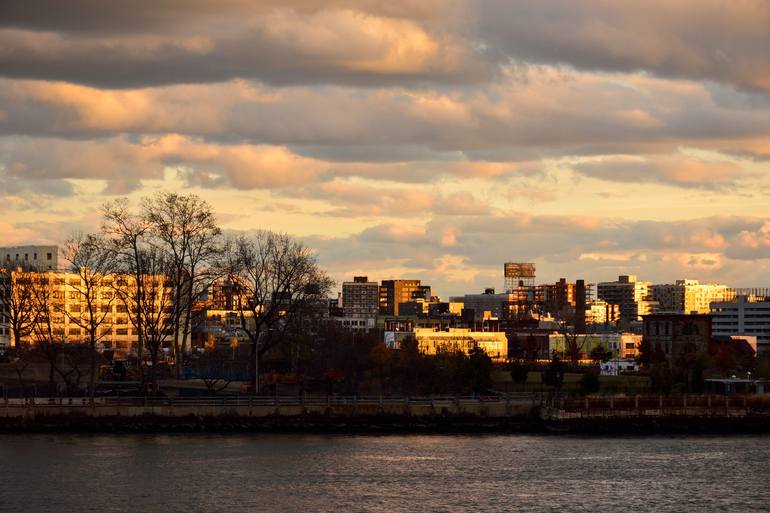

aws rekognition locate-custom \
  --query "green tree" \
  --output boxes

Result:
[590,346,611,365]
[509,360,529,385]
[466,346,493,394]
[543,355,566,390]
[368,341,393,395]
[580,370,600,395]
[649,363,673,394]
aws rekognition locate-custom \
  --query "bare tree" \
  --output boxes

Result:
[223,231,333,391]
[63,233,115,402]
[560,328,588,362]
[113,247,175,394]
[101,198,152,373]
[142,192,222,377]
[29,271,62,392]
[24,272,99,396]
[0,267,37,349]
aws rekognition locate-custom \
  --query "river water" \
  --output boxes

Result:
[1,434,769,512]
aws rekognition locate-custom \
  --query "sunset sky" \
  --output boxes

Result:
[2,0,770,296]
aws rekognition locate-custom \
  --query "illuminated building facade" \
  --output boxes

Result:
[651,279,733,314]
[597,275,658,327]
[379,279,431,316]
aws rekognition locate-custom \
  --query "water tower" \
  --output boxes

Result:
[504,262,536,293]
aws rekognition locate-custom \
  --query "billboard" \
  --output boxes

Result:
[504,262,536,278]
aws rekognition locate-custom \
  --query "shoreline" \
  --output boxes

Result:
[2,393,769,435]
[2,413,770,435]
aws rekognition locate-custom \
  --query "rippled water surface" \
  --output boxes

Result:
[1,433,769,512]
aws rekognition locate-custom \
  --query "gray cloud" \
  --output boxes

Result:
[0,3,484,89]
[0,73,767,190]
[1,1,770,92]
[477,0,770,92]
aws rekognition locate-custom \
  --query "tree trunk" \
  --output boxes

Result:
[48,352,56,395]
[177,309,191,378]
[150,346,159,395]
[172,297,183,379]
[11,327,20,351]
[250,338,258,394]
[88,331,97,405]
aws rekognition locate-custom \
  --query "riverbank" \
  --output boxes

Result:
[2,394,770,434]
[0,413,542,434]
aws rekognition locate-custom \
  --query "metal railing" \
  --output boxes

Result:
[0,393,539,408]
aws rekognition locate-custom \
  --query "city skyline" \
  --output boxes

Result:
[2,1,770,297]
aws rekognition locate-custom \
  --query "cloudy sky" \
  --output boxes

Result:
[2,0,770,296]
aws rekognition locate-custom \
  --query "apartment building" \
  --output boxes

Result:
[652,279,733,314]
[0,245,58,271]
[333,276,380,330]
[0,269,173,353]
[379,279,431,316]
[585,299,621,327]
[342,276,380,318]
[711,295,770,354]
[597,275,658,327]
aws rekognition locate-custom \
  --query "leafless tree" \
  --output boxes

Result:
[142,192,222,377]
[112,247,175,393]
[0,267,37,349]
[28,271,63,392]
[223,231,334,391]
[63,233,116,402]
[558,320,589,361]
[101,198,152,373]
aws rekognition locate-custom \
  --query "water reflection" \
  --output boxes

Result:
[0,434,769,512]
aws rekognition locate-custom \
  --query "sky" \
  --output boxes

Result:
[1,0,770,297]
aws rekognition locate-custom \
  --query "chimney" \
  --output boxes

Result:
[575,279,586,334]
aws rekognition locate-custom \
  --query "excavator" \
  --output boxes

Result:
[98,359,142,381]
[96,359,143,395]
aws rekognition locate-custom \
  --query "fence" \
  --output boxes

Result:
[542,393,770,420]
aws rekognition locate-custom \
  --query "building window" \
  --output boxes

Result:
[33,253,37,260]
[47,253,52,260]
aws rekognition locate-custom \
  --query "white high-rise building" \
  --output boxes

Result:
[338,276,379,330]
[711,295,770,355]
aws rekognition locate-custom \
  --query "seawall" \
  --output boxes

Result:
[3,395,770,434]
[0,396,540,433]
